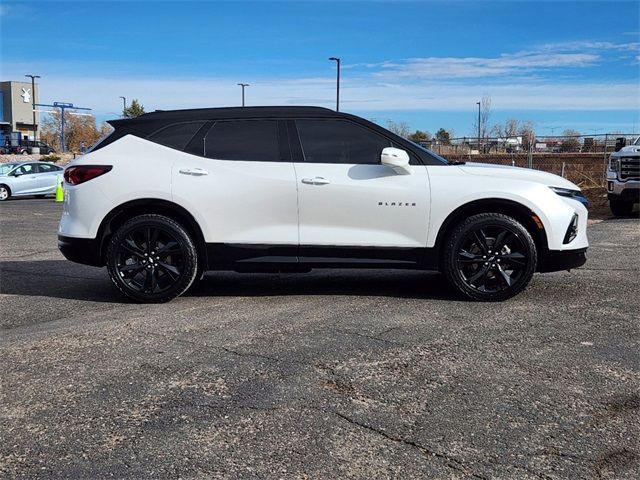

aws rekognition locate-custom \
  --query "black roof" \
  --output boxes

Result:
[109,106,341,130]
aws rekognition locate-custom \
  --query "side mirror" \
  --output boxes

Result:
[12,171,23,177]
[380,147,411,175]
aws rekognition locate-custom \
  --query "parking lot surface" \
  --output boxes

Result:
[1,199,639,479]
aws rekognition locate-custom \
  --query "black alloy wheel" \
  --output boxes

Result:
[106,214,198,303]
[443,213,537,301]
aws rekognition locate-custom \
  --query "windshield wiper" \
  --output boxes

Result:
[449,160,466,165]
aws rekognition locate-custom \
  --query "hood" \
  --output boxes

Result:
[611,145,640,157]
[458,162,579,190]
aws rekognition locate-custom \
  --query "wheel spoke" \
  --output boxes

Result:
[158,262,180,279]
[501,252,526,266]
[467,264,490,287]
[473,230,489,254]
[122,238,145,258]
[458,249,483,263]
[496,265,514,287]
[150,268,158,292]
[494,230,514,251]
[156,241,179,256]
[119,263,145,278]
[150,228,159,250]
[142,269,153,293]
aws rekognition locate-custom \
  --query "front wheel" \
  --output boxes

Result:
[0,185,11,201]
[442,213,537,301]
[106,214,198,303]
[609,198,634,217]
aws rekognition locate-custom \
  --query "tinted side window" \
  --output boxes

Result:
[147,122,206,151]
[36,164,56,173]
[15,164,35,175]
[296,119,391,164]
[204,120,280,162]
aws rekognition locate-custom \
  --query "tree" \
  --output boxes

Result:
[123,99,146,118]
[561,129,581,152]
[386,120,411,138]
[408,130,431,142]
[472,95,492,144]
[520,121,536,151]
[492,118,521,140]
[435,128,451,145]
[41,111,111,152]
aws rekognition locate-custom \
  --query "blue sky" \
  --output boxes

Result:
[1,0,639,136]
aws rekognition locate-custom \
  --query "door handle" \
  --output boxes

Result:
[179,168,208,176]
[301,177,330,185]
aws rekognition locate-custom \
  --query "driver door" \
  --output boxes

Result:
[291,119,431,264]
[11,163,40,195]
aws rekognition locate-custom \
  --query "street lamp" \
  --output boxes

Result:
[329,57,340,112]
[25,74,40,143]
[237,83,249,107]
[119,96,126,116]
[476,101,481,151]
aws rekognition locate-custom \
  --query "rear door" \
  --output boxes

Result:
[34,163,62,193]
[170,119,299,266]
[291,118,431,264]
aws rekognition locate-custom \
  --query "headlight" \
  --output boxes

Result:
[549,186,589,207]
[609,158,620,172]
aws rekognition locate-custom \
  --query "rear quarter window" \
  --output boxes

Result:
[147,122,207,151]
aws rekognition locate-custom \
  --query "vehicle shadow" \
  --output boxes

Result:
[0,260,459,302]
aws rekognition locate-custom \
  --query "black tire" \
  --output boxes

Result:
[442,213,537,301]
[106,214,198,303]
[609,198,634,217]
[0,185,11,201]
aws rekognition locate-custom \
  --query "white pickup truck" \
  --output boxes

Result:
[607,136,640,216]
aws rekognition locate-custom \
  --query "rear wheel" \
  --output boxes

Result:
[609,198,634,217]
[442,213,537,301]
[106,214,198,303]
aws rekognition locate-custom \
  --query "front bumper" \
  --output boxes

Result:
[538,248,587,273]
[607,180,640,202]
[58,235,103,267]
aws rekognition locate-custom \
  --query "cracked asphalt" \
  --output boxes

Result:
[1,199,639,479]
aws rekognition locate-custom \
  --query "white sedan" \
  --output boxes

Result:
[0,161,64,201]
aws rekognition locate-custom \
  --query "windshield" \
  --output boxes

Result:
[0,163,19,175]
[407,140,450,164]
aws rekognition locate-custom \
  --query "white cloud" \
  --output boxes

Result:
[538,40,640,52]
[367,53,600,80]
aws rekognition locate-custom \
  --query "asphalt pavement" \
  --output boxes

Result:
[1,198,639,479]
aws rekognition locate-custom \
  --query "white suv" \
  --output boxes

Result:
[58,106,588,302]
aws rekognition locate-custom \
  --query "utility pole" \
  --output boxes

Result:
[237,83,249,107]
[329,57,340,111]
[119,96,126,116]
[476,101,481,152]
[25,74,41,145]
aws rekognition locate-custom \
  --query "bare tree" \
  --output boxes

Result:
[472,95,492,150]
[561,129,581,152]
[492,118,520,139]
[386,120,411,139]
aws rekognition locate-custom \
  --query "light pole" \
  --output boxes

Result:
[476,101,481,151]
[119,96,126,116]
[25,74,40,143]
[237,83,249,107]
[329,57,340,111]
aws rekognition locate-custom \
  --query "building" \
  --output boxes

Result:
[1,80,40,146]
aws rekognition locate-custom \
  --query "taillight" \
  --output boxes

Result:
[64,165,112,185]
